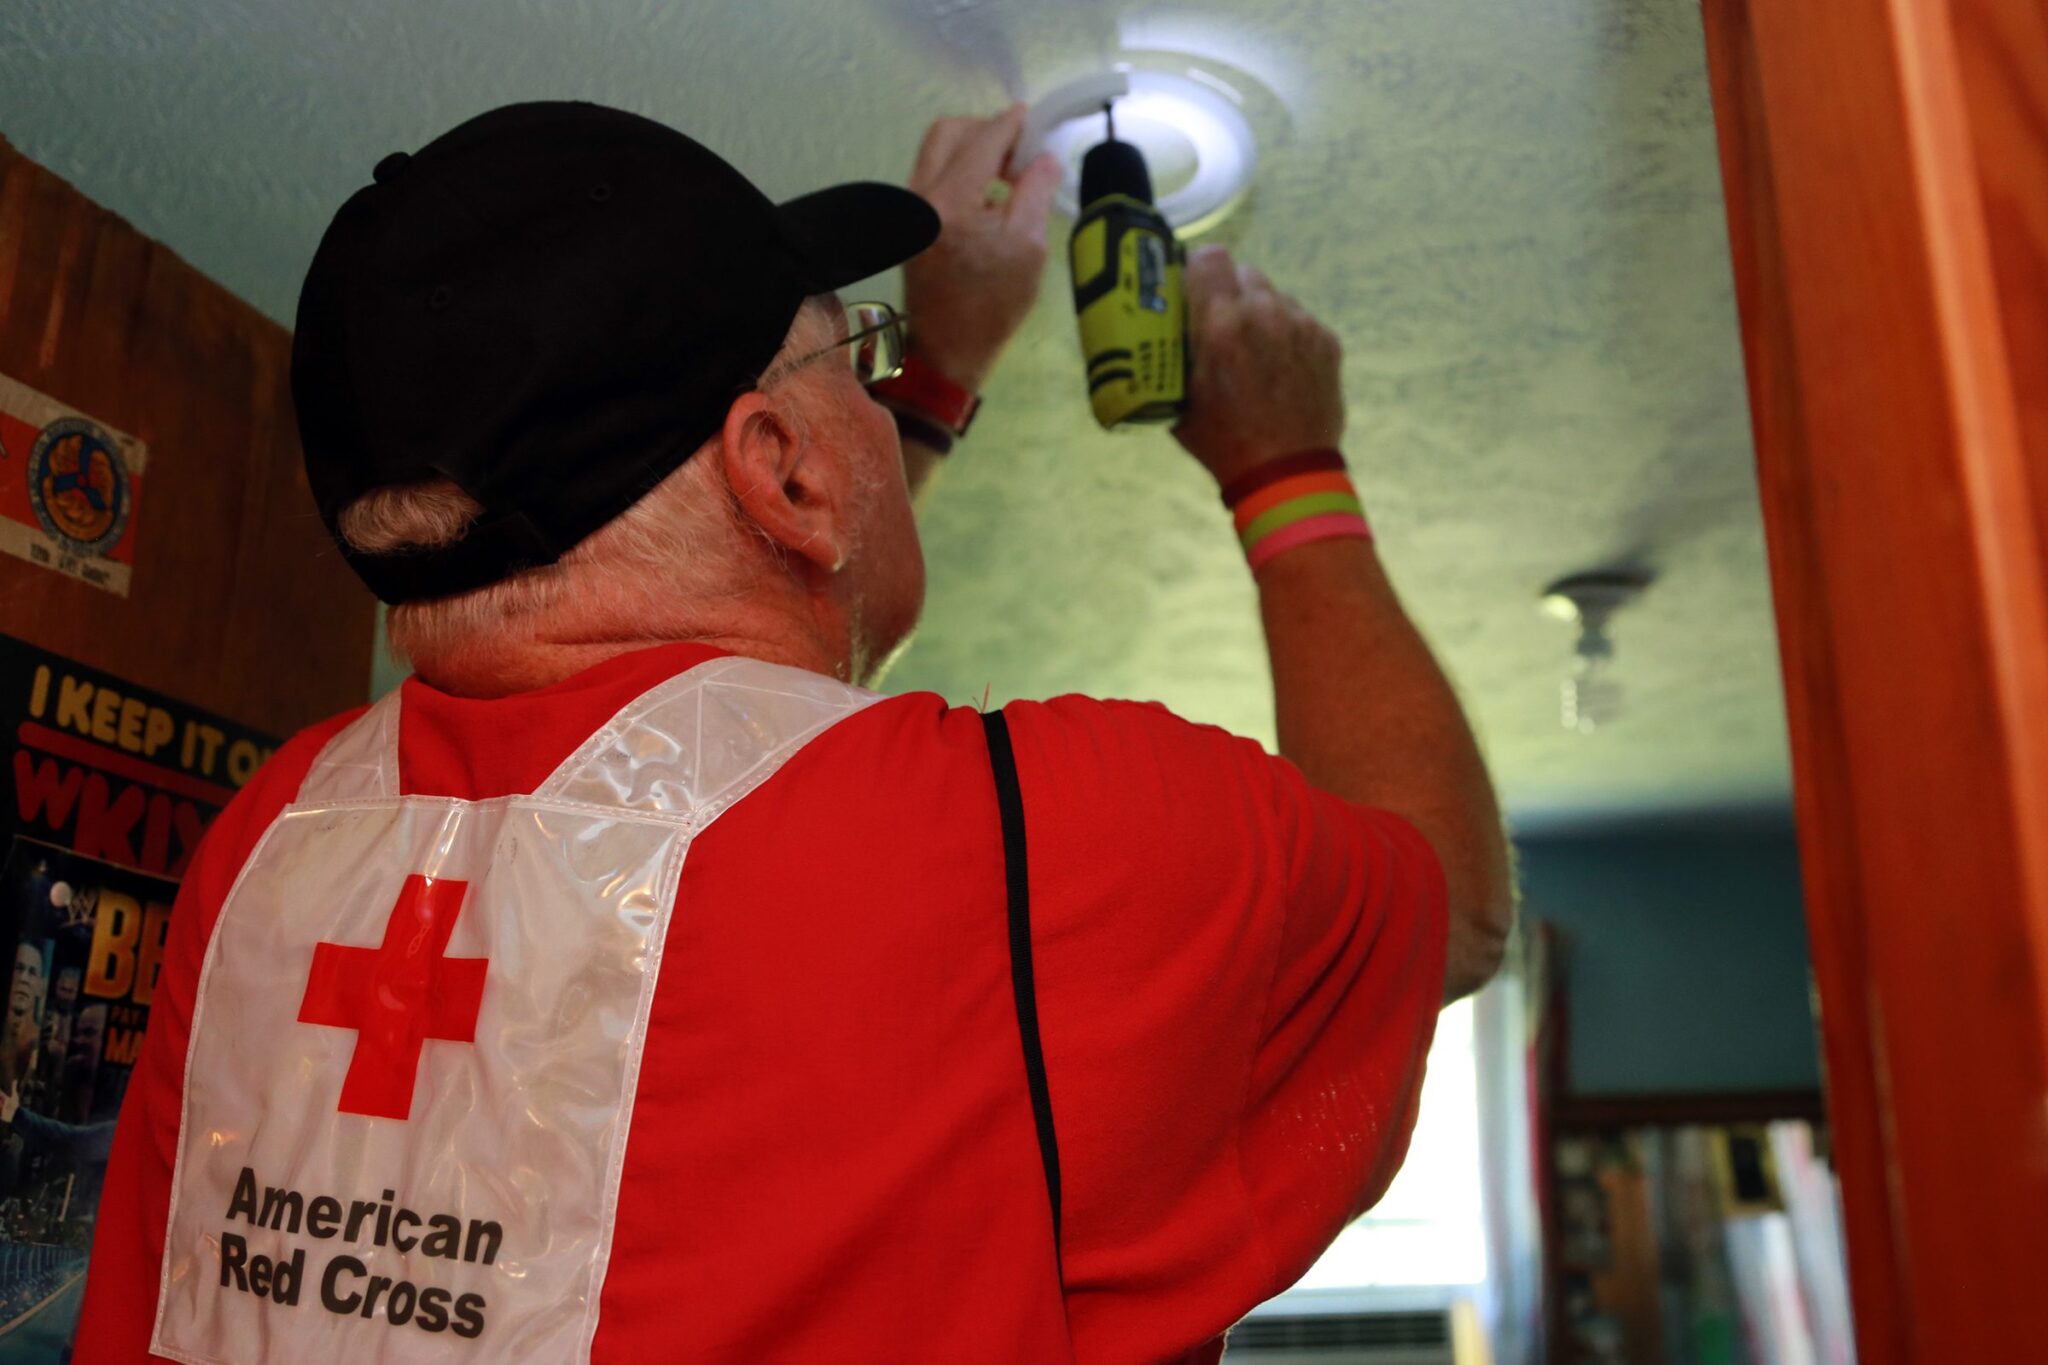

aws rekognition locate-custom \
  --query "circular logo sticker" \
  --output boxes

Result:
[28,417,131,557]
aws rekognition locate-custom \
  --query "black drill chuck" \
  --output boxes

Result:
[1078,105,1154,206]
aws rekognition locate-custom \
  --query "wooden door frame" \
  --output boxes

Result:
[1700,0,2048,1358]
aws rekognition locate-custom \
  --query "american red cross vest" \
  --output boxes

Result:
[151,657,889,1363]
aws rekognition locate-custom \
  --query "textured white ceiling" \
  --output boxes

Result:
[1,0,1791,823]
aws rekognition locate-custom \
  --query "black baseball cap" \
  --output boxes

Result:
[292,100,940,604]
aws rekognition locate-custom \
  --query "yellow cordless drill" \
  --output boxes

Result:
[1069,104,1187,428]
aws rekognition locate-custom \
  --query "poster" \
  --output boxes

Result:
[0,375,149,599]
[0,842,171,1357]
[0,635,275,1358]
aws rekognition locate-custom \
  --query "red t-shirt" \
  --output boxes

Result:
[75,643,1446,1363]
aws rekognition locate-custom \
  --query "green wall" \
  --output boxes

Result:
[1516,806,1820,1095]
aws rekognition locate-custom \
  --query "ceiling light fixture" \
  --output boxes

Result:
[1540,570,1653,733]
[1012,67,1258,237]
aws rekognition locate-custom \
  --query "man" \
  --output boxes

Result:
[0,941,46,1201]
[32,966,77,1111]
[2,942,44,1102]
[76,100,1511,1363]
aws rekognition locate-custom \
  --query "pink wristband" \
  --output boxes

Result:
[1245,511,1373,571]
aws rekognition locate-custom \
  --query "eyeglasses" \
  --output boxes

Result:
[768,301,907,389]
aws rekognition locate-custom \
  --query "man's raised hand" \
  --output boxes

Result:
[1171,245,1347,491]
[902,104,1063,394]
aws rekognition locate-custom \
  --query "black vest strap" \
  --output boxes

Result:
[980,709,1063,1271]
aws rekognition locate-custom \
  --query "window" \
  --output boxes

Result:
[1263,997,1489,1300]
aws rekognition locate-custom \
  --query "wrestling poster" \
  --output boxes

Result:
[0,843,169,1359]
[0,634,276,1359]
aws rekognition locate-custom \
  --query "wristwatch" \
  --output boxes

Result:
[870,351,981,439]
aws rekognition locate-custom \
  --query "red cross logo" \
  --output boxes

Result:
[297,875,488,1120]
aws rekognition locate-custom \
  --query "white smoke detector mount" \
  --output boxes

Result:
[1010,66,1259,237]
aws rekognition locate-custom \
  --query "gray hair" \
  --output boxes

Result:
[344,451,745,668]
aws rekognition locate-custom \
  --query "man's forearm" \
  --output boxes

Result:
[902,438,945,505]
[896,338,981,507]
[1256,536,1514,999]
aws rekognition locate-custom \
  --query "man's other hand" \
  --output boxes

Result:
[1172,245,1347,490]
[903,105,1062,394]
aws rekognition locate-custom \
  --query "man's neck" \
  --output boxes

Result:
[412,617,850,699]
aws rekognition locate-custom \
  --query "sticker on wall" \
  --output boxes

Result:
[0,373,148,596]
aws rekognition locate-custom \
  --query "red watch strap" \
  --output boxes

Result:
[870,352,981,437]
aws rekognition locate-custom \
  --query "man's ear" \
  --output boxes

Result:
[718,391,845,574]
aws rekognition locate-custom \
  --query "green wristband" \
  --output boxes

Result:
[1238,490,1367,548]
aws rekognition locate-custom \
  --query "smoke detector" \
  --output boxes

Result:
[1011,66,1258,236]
[1540,571,1652,733]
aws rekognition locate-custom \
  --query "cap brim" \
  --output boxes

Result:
[776,182,940,293]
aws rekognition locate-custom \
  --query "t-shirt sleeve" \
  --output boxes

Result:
[1000,694,1448,1355]
[72,709,364,1364]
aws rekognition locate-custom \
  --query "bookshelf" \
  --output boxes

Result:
[1529,925,1848,1364]
[1548,1091,1824,1132]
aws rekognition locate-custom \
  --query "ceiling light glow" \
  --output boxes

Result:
[1015,69,1258,237]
